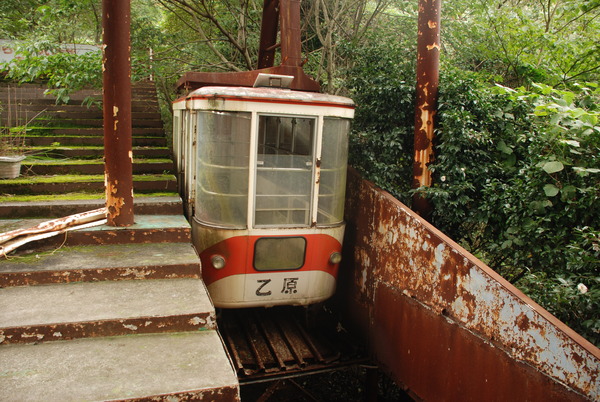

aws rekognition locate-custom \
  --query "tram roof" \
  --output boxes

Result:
[176,86,354,109]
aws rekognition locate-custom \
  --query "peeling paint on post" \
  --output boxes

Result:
[102,0,134,226]
[412,0,441,218]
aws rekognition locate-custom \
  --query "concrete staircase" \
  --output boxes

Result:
[0,82,176,214]
[0,82,240,400]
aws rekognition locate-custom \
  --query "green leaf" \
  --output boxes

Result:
[560,139,580,147]
[497,140,513,154]
[543,161,564,174]
[560,185,577,201]
[543,184,560,197]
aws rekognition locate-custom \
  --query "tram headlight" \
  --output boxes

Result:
[211,255,226,269]
[329,251,342,265]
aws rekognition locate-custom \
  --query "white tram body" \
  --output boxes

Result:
[173,83,354,308]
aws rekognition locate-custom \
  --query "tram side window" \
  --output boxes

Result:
[318,118,350,224]
[195,111,251,227]
[255,115,315,227]
[172,114,181,172]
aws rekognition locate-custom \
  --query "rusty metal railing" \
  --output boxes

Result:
[341,168,600,401]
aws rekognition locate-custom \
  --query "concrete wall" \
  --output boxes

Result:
[339,169,599,400]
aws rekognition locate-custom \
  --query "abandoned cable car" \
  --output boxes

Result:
[173,75,354,308]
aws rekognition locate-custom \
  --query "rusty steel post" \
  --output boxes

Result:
[279,0,303,67]
[102,0,134,226]
[257,0,279,69]
[412,0,441,218]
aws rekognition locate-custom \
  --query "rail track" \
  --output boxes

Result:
[217,306,369,385]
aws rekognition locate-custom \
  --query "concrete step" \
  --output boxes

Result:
[0,331,239,401]
[0,214,191,250]
[0,174,176,195]
[39,117,163,128]
[0,195,183,219]
[30,146,170,159]
[0,241,199,287]
[4,103,159,113]
[32,127,165,137]
[22,159,173,175]
[0,110,162,120]
[26,135,167,147]
[0,278,213,344]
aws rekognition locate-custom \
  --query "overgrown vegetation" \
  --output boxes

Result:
[0,0,598,346]
[343,38,599,345]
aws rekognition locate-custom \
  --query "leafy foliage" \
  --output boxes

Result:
[344,34,599,344]
[442,0,600,86]
[342,35,416,203]
[424,76,599,345]
[0,41,102,104]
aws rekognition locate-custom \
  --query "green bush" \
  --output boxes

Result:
[342,38,416,204]
[424,77,599,345]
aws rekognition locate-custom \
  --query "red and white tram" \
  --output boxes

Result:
[173,76,354,308]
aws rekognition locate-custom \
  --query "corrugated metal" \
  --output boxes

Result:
[340,168,600,400]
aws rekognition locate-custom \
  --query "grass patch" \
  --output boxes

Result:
[0,192,178,203]
[23,158,172,165]
[3,173,175,185]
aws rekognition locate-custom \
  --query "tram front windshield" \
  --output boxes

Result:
[195,111,350,228]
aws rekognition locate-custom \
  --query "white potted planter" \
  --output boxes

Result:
[0,155,25,179]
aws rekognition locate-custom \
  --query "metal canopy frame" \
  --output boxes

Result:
[176,0,320,93]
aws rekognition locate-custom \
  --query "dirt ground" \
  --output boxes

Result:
[240,366,413,401]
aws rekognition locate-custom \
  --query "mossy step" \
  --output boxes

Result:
[0,214,192,250]
[12,98,157,106]
[1,110,162,120]
[0,174,177,195]
[22,159,174,175]
[0,194,182,218]
[39,118,163,128]
[7,104,159,113]
[26,146,170,159]
[34,127,165,136]
[26,135,167,147]
[0,242,199,287]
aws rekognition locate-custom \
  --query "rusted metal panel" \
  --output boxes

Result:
[176,66,320,93]
[412,0,441,217]
[102,0,135,226]
[341,168,600,400]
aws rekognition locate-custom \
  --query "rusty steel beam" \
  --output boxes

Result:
[412,0,441,218]
[257,0,280,69]
[176,66,320,93]
[341,168,600,400]
[102,0,134,226]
